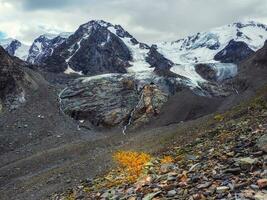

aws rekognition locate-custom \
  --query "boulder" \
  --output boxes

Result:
[254,192,267,200]
[257,134,267,153]
[235,157,258,169]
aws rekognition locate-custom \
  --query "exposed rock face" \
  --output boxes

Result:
[129,84,169,128]
[232,41,267,91]
[197,82,232,97]
[146,45,174,76]
[59,74,168,128]
[240,40,267,70]
[214,40,254,63]
[195,63,237,82]
[195,64,217,82]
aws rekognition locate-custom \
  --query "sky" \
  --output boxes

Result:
[0,31,6,39]
[0,0,267,44]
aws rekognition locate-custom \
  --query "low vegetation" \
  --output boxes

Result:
[113,151,152,183]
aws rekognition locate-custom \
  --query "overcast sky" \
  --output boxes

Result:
[1,0,267,44]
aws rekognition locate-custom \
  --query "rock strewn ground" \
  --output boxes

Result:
[51,87,267,200]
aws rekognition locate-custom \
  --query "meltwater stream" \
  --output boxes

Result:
[122,89,145,135]
[58,87,69,114]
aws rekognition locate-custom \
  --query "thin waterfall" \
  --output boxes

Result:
[122,89,145,135]
[58,87,68,114]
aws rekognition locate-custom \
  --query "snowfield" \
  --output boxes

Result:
[157,21,267,65]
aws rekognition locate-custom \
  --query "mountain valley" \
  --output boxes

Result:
[0,19,267,200]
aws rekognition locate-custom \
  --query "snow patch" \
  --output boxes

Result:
[171,64,206,87]
[81,73,122,83]
[64,66,83,75]
[14,43,30,60]
[108,26,152,73]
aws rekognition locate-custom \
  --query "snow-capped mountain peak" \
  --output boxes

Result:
[43,20,164,76]
[78,20,136,42]
[81,20,112,29]
[27,32,73,64]
[0,38,30,61]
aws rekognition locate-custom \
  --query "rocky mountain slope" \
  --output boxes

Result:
[0,44,111,200]
[0,46,37,112]
[48,20,267,132]
[52,85,267,200]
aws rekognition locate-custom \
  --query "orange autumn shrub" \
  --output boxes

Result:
[113,151,151,182]
[160,156,174,164]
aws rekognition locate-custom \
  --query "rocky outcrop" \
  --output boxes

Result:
[197,82,232,97]
[195,64,217,82]
[125,84,169,129]
[195,63,237,83]
[146,45,175,77]
[59,74,168,128]
[214,40,254,63]
[240,40,267,70]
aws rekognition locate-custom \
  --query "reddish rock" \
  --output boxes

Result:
[257,179,267,189]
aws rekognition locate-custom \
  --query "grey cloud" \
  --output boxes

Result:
[5,0,92,10]
[23,0,74,10]
[1,0,267,43]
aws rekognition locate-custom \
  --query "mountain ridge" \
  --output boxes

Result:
[0,20,266,96]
